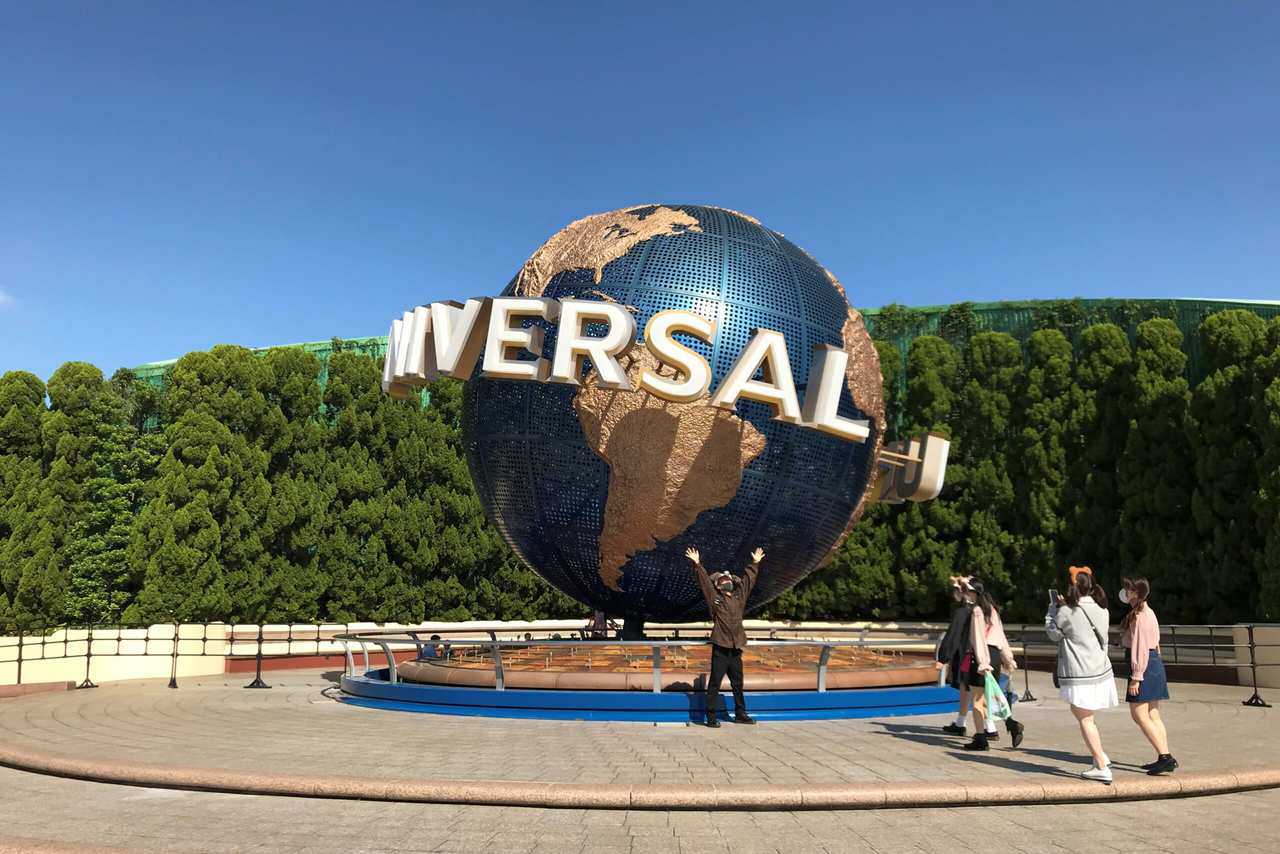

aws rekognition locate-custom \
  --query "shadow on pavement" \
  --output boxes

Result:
[945,750,1082,779]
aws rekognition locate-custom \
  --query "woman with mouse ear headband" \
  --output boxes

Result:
[937,575,986,740]
[1047,568,1118,784]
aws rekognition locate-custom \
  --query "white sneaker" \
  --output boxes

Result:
[1082,766,1113,785]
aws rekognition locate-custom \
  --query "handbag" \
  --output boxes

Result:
[959,650,974,676]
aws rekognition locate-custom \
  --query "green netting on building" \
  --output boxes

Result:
[130,298,1280,392]
[131,336,389,391]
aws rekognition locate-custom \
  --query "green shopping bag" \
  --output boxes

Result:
[984,672,1012,721]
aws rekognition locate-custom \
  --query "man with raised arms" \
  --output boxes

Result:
[685,545,764,727]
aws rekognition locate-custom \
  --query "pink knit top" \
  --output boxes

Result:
[971,606,1016,673]
[1122,606,1161,681]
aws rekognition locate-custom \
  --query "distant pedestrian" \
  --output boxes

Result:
[1046,568,1118,784]
[686,545,763,727]
[958,578,1025,751]
[1121,578,1177,775]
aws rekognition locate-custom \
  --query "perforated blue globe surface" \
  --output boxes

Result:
[461,206,880,622]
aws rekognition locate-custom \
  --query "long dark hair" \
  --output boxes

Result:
[1120,577,1150,632]
[966,578,997,623]
[1063,571,1096,608]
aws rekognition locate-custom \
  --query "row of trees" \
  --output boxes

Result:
[2,308,1278,629]
[0,343,580,630]
[767,309,1280,624]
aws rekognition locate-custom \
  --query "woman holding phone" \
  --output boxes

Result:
[1046,568,1118,783]
[1121,578,1177,775]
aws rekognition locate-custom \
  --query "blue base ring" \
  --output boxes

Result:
[340,669,960,722]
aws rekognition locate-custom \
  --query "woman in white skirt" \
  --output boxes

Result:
[1045,568,1118,783]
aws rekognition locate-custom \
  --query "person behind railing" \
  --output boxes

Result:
[420,634,442,660]
[1121,578,1177,775]
[956,577,1025,751]
[1046,567,1118,784]
[937,575,998,744]
[685,545,763,727]
[588,611,609,640]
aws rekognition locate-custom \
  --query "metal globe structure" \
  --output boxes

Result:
[461,205,883,624]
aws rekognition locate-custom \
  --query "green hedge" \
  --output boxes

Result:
[3,299,1280,629]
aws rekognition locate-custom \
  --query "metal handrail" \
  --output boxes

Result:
[0,621,1274,707]
[333,631,930,694]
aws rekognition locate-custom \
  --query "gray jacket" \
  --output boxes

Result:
[1045,596,1114,687]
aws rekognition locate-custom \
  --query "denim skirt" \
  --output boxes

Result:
[1126,649,1170,703]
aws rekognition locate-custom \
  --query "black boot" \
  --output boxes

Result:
[941,722,966,736]
[1147,754,1178,775]
[963,733,989,751]
[735,712,756,725]
[705,712,720,728]
[1006,718,1025,749]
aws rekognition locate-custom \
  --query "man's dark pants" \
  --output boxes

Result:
[706,643,746,719]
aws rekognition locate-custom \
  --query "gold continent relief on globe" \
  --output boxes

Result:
[509,205,885,592]
[575,348,768,590]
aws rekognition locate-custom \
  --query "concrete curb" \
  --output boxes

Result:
[0,682,74,700]
[1,742,1277,811]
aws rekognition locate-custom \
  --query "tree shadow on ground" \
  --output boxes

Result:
[320,670,343,685]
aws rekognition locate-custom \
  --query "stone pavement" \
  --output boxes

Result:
[0,765,1278,853]
[0,669,1277,851]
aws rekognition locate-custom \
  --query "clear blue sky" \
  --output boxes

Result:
[2,3,1278,381]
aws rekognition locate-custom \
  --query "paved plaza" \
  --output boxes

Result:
[0,669,1277,852]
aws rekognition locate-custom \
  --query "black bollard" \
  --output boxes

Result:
[77,624,98,689]
[245,624,271,689]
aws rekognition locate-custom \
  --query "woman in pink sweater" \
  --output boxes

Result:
[1121,578,1177,775]
[960,579,1025,751]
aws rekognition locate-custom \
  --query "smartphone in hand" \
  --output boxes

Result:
[1048,589,1060,607]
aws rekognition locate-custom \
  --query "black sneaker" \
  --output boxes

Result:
[734,713,756,725]
[1147,755,1179,775]
[941,723,967,736]
[963,733,989,751]
[1007,719,1025,749]
[705,715,721,728]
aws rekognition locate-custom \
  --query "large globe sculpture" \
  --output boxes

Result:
[461,205,885,623]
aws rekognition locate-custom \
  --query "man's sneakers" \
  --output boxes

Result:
[1146,754,1179,775]
[705,715,720,728]
[735,713,756,725]
[1006,718,1025,749]
[1082,765,1113,785]
[941,722,966,736]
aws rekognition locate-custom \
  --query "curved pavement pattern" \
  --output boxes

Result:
[0,670,1276,812]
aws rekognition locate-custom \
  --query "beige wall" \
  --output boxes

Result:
[1235,625,1280,689]
[0,625,228,686]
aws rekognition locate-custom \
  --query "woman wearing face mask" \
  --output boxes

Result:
[1046,568,1118,783]
[1121,578,1177,775]
[959,578,1025,751]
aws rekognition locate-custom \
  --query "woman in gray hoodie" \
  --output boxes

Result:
[1045,570,1118,784]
